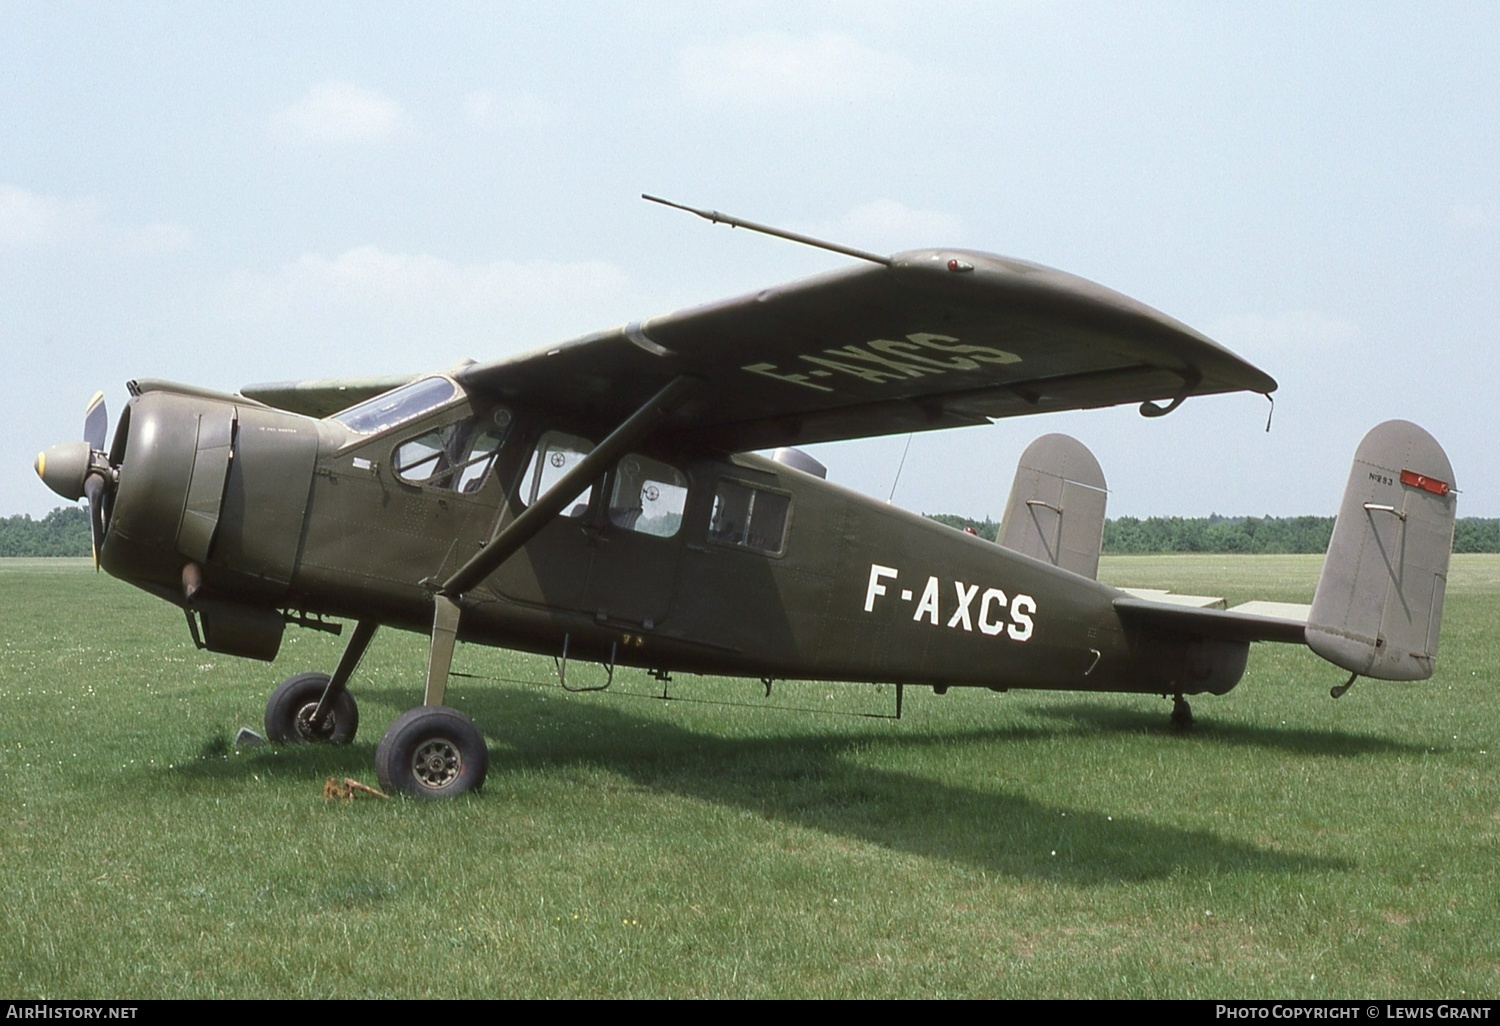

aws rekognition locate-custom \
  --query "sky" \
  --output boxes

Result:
[3,1,1496,523]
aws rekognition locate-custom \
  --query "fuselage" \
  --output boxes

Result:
[96,377,1249,699]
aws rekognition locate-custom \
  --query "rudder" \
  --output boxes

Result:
[1308,420,1457,681]
[998,433,1107,579]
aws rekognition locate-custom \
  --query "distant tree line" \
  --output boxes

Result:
[925,513,1001,542]
[3,505,1496,557]
[1105,514,1335,554]
[1,506,92,556]
[925,512,1499,554]
[1454,519,1499,553]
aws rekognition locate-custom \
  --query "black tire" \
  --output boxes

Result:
[375,706,488,798]
[264,672,359,744]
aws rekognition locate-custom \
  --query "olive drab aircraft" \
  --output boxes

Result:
[35,196,1459,798]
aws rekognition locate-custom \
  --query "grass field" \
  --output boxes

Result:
[2,555,1496,999]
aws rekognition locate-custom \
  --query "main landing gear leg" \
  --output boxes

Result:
[264,619,377,744]
[312,619,377,727]
[1170,693,1193,730]
[423,595,460,708]
[375,594,489,798]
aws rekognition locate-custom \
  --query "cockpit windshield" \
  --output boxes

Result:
[331,376,459,435]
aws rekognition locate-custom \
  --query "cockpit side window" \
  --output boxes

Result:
[333,376,459,435]
[394,408,512,493]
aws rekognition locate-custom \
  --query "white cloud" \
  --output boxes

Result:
[807,199,964,251]
[0,184,100,248]
[1450,203,1493,229]
[1205,310,1362,396]
[0,183,192,255]
[119,221,194,254]
[223,246,631,359]
[256,246,627,310]
[463,90,563,130]
[676,32,913,106]
[274,81,406,143]
[1207,310,1361,356]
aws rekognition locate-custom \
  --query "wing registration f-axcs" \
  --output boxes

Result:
[453,249,1276,453]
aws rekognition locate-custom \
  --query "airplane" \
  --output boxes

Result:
[34,197,1459,798]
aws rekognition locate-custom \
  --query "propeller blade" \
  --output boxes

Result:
[36,391,115,569]
[84,391,107,453]
[83,473,106,571]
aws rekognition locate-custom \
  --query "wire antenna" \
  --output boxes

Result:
[888,432,915,504]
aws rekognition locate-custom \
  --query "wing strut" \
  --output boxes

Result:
[418,374,701,706]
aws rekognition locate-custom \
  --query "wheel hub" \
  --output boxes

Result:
[294,702,335,741]
[411,738,461,789]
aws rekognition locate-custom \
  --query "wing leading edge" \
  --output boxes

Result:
[241,248,1275,448]
[457,248,1275,452]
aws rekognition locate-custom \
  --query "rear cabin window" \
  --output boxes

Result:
[520,431,595,517]
[709,480,790,555]
[609,455,688,538]
[393,408,512,493]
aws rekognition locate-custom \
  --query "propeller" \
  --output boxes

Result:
[35,391,114,569]
[84,390,107,452]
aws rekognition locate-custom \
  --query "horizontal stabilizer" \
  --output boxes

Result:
[1117,587,1226,609]
[1230,600,1312,621]
[1307,420,1456,681]
[998,433,1108,579]
[1114,596,1309,645]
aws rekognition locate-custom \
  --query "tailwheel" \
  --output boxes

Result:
[1170,694,1193,730]
[376,706,488,798]
[265,672,359,744]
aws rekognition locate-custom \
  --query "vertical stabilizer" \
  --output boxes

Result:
[1308,420,1456,681]
[998,433,1107,579]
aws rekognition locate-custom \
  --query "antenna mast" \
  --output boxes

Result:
[642,194,891,267]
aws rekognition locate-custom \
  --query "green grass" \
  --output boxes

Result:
[2,556,1497,998]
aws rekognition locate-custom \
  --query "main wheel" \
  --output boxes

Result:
[265,672,359,744]
[376,706,488,798]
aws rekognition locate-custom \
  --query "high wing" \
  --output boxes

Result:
[247,248,1276,451]
[460,249,1274,451]
[241,374,421,419]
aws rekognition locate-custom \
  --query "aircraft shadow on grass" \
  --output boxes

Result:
[1028,701,1438,758]
[172,683,1349,885]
